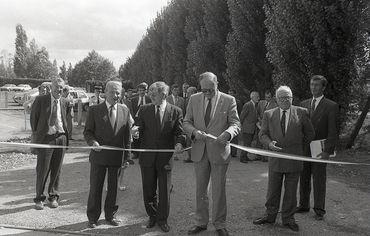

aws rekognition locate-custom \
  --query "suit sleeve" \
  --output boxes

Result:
[174,108,186,146]
[183,96,197,138]
[224,96,241,140]
[259,111,272,147]
[136,106,145,146]
[239,103,248,122]
[324,103,339,154]
[301,108,315,147]
[83,105,96,146]
[30,96,41,133]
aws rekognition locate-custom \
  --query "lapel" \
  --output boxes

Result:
[311,97,325,121]
[208,95,223,128]
[272,108,284,140]
[285,107,296,137]
[60,99,67,128]
[115,104,125,135]
[45,94,51,122]
[101,103,115,134]
[200,94,206,129]
[162,104,171,130]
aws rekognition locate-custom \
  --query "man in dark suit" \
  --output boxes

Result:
[131,82,151,117]
[30,77,69,210]
[167,84,186,113]
[239,91,260,162]
[253,86,315,232]
[182,82,190,99]
[84,81,132,228]
[136,81,185,233]
[296,75,339,220]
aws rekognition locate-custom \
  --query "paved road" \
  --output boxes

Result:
[0,151,369,236]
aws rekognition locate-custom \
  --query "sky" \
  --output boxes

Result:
[0,0,169,69]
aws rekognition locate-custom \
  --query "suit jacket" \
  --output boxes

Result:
[30,94,69,145]
[132,95,151,118]
[84,102,131,166]
[166,95,185,113]
[183,92,241,164]
[240,100,258,134]
[257,99,278,120]
[259,106,315,172]
[300,97,339,154]
[136,103,186,168]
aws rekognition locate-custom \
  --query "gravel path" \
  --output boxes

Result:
[0,152,369,236]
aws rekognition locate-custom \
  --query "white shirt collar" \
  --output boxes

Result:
[279,107,291,117]
[313,95,324,103]
[106,101,117,110]
[156,100,167,111]
[51,94,60,104]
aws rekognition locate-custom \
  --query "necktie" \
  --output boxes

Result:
[281,110,286,136]
[97,97,100,104]
[155,105,161,130]
[109,105,116,129]
[204,98,212,126]
[311,98,316,114]
[50,100,58,126]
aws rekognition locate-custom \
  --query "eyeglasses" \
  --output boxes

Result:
[201,88,215,94]
[277,96,292,101]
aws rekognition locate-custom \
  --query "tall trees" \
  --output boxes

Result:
[14,24,29,77]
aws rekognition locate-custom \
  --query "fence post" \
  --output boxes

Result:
[78,99,83,127]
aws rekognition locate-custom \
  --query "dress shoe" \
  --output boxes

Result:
[216,228,229,236]
[253,216,275,225]
[295,206,310,213]
[314,214,324,221]
[87,221,97,228]
[106,218,120,226]
[146,217,156,228]
[49,199,58,208]
[188,225,207,234]
[283,222,299,232]
[159,223,170,232]
[35,201,44,210]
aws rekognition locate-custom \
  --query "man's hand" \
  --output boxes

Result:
[268,141,282,152]
[216,132,231,145]
[92,141,101,152]
[131,126,139,139]
[317,152,330,160]
[174,143,184,154]
[194,130,207,140]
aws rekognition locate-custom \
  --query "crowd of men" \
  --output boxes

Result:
[29,72,338,235]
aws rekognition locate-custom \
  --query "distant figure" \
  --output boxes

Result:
[166,84,185,113]
[62,86,74,140]
[296,75,339,221]
[239,91,260,163]
[89,86,104,106]
[136,81,185,233]
[84,81,132,228]
[30,77,68,210]
[184,72,240,236]
[131,82,151,117]
[182,82,190,99]
[253,86,315,232]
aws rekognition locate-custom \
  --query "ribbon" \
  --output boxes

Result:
[0,141,191,153]
[205,134,370,166]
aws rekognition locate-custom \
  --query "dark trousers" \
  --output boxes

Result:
[241,133,254,161]
[265,170,300,224]
[299,162,327,216]
[66,115,73,139]
[140,165,171,225]
[34,134,67,203]
[87,164,119,222]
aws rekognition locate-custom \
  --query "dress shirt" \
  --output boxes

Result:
[48,95,64,134]
[204,90,220,120]
[155,100,167,123]
[279,107,291,132]
[311,95,324,110]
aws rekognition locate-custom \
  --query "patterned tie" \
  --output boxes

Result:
[204,98,212,126]
[109,105,116,129]
[49,100,58,126]
[311,98,316,114]
[281,110,286,136]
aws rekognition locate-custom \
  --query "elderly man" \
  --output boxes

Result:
[84,81,132,228]
[184,72,240,236]
[136,81,185,232]
[30,77,69,210]
[296,75,339,220]
[239,91,260,163]
[253,86,315,232]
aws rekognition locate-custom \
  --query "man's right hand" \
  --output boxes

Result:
[92,141,102,152]
[194,130,207,141]
[268,141,282,152]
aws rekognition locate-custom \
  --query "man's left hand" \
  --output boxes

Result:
[174,143,183,154]
[216,132,231,145]
[317,152,330,160]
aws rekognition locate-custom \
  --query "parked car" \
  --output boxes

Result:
[69,88,90,112]
[14,84,32,92]
[0,84,17,91]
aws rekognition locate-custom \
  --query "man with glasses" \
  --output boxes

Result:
[253,86,314,232]
[184,72,240,236]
